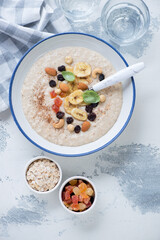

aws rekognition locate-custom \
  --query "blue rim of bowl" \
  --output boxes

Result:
[9,32,136,157]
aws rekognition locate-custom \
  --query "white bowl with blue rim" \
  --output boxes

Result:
[9,33,135,157]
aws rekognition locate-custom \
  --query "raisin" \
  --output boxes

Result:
[56,111,65,119]
[85,105,93,113]
[88,112,96,121]
[58,65,66,72]
[99,73,105,81]
[90,102,99,108]
[74,125,81,133]
[66,117,74,124]
[49,80,56,88]
[57,74,65,81]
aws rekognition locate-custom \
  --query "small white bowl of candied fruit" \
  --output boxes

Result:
[59,176,97,214]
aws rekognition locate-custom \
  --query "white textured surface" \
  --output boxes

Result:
[0,0,160,239]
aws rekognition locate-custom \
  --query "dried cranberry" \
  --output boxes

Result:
[49,80,56,87]
[74,125,81,133]
[57,74,65,81]
[85,105,93,113]
[58,65,66,72]
[66,117,73,124]
[88,112,96,121]
[56,111,65,119]
[90,102,99,108]
[99,73,105,81]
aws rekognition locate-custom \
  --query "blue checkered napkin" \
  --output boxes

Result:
[0,0,72,112]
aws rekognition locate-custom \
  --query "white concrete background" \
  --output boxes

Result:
[0,0,160,239]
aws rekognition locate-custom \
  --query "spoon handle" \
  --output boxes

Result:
[91,62,145,92]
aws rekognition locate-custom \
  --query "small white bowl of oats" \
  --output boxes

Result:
[24,156,62,194]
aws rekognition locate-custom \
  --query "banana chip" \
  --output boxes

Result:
[64,96,76,114]
[74,62,91,77]
[71,108,87,121]
[68,90,83,105]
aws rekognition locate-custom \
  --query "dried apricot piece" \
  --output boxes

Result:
[52,104,59,113]
[54,97,63,107]
[50,90,57,98]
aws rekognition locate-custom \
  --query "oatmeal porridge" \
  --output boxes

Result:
[21,47,122,146]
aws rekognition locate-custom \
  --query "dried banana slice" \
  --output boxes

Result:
[68,90,83,105]
[64,96,76,114]
[73,62,91,77]
[71,108,87,121]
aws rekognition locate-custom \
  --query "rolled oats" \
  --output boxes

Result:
[26,158,60,192]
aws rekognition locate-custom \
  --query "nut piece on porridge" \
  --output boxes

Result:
[45,67,57,76]
[59,82,69,93]
[67,124,74,132]
[26,159,60,192]
[77,82,88,90]
[92,67,103,78]
[65,56,73,65]
[100,95,106,103]
[53,119,65,129]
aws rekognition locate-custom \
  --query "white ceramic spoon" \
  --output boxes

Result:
[90,62,145,92]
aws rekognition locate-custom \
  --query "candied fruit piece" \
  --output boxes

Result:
[78,180,83,184]
[54,97,63,107]
[78,195,83,202]
[79,182,87,193]
[71,203,80,211]
[69,179,77,186]
[65,199,72,204]
[65,190,71,201]
[86,187,94,196]
[79,203,86,211]
[72,195,78,204]
[80,192,89,199]
[50,90,57,98]
[83,197,90,205]
[73,187,80,195]
[65,185,73,193]
[52,104,59,113]
[63,201,70,207]
[86,201,92,208]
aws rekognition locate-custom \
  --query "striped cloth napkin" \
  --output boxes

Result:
[0,0,72,112]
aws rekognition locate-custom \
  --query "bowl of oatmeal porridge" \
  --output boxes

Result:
[24,156,62,194]
[9,33,135,157]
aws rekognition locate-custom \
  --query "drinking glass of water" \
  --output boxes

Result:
[101,0,150,45]
[58,0,98,22]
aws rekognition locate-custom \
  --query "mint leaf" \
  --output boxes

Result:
[62,71,75,82]
[83,90,100,104]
